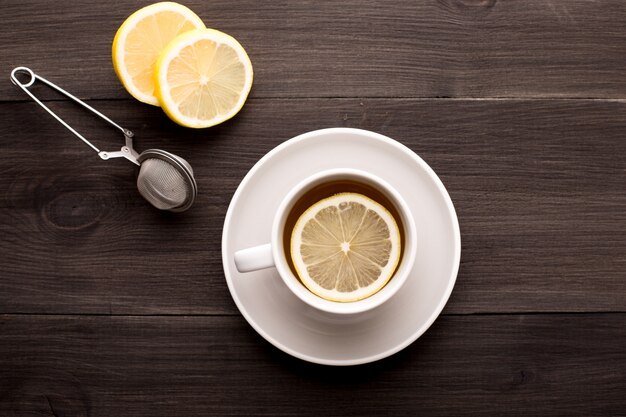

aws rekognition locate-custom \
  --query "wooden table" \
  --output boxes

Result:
[1,1,625,415]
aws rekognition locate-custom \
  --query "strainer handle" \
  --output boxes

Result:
[10,66,140,166]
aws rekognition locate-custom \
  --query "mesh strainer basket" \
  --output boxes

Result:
[137,150,197,212]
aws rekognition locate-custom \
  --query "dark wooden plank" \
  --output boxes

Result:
[2,0,626,100]
[0,314,624,416]
[0,98,624,315]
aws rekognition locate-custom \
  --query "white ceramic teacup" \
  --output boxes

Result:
[234,168,417,315]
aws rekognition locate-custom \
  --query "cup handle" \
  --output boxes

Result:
[234,243,274,273]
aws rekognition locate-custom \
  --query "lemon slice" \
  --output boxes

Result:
[154,28,253,128]
[112,2,205,106]
[291,193,401,302]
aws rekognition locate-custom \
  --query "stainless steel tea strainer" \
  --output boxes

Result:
[10,66,197,212]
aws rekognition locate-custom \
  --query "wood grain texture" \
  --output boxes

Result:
[0,314,624,416]
[2,0,625,414]
[2,0,626,100]
[0,98,624,315]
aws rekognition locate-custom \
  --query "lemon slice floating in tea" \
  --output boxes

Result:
[290,193,401,302]
[112,2,205,106]
[154,28,254,128]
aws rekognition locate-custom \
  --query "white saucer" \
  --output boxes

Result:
[222,128,460,365]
